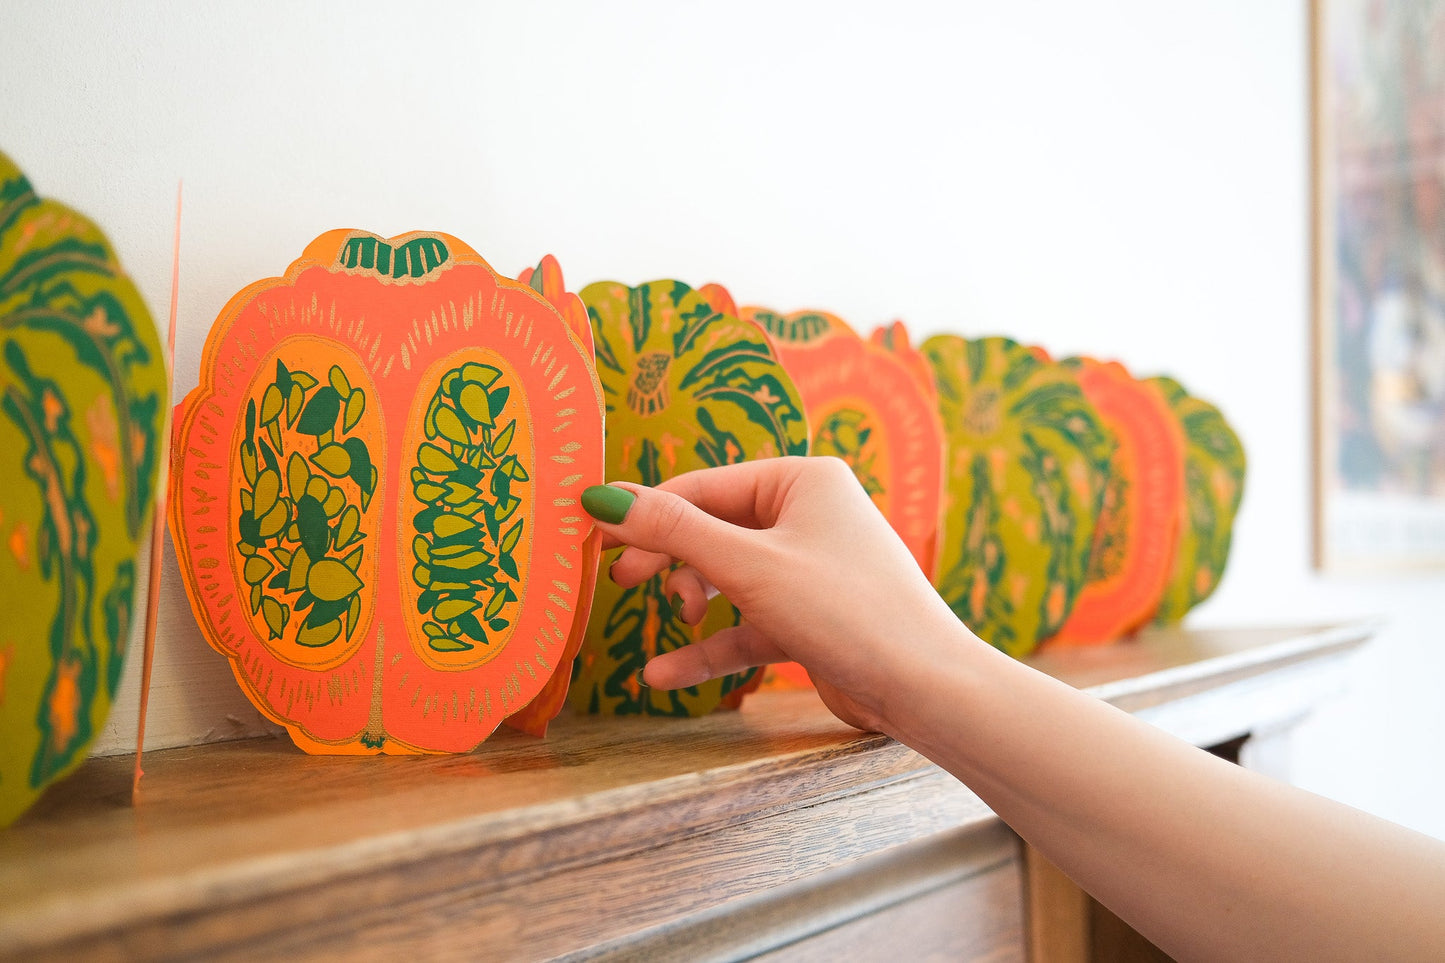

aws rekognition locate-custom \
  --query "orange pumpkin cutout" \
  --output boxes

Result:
[870,320,938,406]
[519,255,591,345]
[695,282,741,319]
[746,309,946,691]
[170,231,604,753]
[866,320,949,577]
[1044,359,1185,646]
[505,254,603,736]
[747,309,945,578]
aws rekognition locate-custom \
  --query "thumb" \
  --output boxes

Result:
[581,482,757,579]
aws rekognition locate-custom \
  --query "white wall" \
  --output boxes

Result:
[4,1,1443,836]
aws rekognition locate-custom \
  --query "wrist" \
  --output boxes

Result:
[874,602,997,745]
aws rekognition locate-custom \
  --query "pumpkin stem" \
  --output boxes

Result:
[627,352,671,416]
[963,387,1002,436]
[337,233,451,281]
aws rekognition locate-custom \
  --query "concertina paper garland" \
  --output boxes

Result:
[0,150,168,825]
[570,279,809,716]
[169,231,604,754]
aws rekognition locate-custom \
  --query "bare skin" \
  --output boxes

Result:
[585,456,1445,962]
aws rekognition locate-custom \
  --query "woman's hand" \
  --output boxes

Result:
[592,462,1445,962]
[580,456,976,733]
[586,459,1445,962]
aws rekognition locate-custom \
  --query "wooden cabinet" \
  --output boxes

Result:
[0,623,1371,961]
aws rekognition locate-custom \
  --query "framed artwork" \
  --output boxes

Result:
[1313,0,1445,570]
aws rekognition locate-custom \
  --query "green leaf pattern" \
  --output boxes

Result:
[409,362,526,652]
[234,360,374,647]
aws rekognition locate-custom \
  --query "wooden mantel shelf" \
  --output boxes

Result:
[0,623,1373,961]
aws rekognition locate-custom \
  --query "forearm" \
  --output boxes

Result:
[585,464,1445,958]
[885,625,1445,961]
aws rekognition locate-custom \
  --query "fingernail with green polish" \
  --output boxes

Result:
[582,484,635,524]
[634,667,650,691]
[671,593,687,623]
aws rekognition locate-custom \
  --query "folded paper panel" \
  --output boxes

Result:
[1149,375,1247,625]
[750,308,945,580]
[170,231,604,753]
[923,335,1110,658]
[868,320,949,577]
[1045,359,1186,646]
[0,150,168,824]
[572,279,809,716]
[742,308,947,691]
[504,254,603,737]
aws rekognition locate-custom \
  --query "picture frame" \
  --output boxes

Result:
[1312,0,1445,571]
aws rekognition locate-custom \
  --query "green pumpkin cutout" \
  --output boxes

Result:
[1148,376,1246,624]
[0,151,167,826]
[571,280,809,716]
[923,335,1109,657]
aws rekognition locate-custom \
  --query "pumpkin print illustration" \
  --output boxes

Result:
[169,231,603,753]
[695,282,741,319]
[923,335,1109,657]
[572,279,809,716]
[0,150,168,825]
[871,321,940,406]
[868,320,946,576]
[676,281,771,706]
[505,254,602,736]
[1045,359,1185,646]
[744,308,946,691]
[1148,375,1246,624]
[747,308,945,578]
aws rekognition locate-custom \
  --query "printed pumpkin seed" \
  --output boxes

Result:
[405,361,530,653]
[312,444,351,478]
[227,360,376,653]
[287,453,309,501]
[307,558,362,602]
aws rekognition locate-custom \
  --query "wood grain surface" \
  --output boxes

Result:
[0,622,1373,961]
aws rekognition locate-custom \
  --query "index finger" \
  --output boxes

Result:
[594,458,802,551]
[652,456,806,531]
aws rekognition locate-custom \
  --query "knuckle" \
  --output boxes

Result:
[696,639,718,681]
[737,630,764,668]
[813,455,855,486]
[650,494,691,544]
